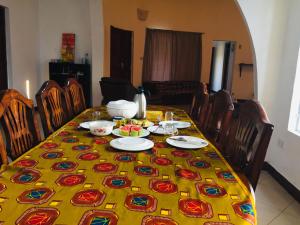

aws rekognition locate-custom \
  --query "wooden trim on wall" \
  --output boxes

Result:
[263,162,300,203]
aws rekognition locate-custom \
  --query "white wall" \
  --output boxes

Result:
[0,0,39,99]
[89,0,104,106]
[38,0,103,106]
[38,0,92,83]
[211,41,226,92]
[237,0,300,188]
[0,0,103,105]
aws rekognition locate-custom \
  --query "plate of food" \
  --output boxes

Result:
[126,119,154,128]
[110,137,154,151]
[112,124,150,138]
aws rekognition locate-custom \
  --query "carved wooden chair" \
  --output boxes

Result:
[202,90,234,144]
[64,78,86,116]
[222,100,274,190]
[36,80,71,138]
[0,109,8,165]
[189,82,209,124]
[0,89,41,162]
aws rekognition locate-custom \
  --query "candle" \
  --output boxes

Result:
[25,80,30,99]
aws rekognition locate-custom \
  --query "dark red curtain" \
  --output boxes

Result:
[142,28,201,81]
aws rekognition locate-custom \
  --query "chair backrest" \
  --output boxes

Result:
[190,82,209,120]
[203,90,234,142]
[223,100,274,189]
[36,80,71,138]
[100,77,137,104]
[64,78,86,116]
[0,89,41,161]
[0,126,7,165]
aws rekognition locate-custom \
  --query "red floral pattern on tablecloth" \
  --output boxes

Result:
[58,131,72,136]
[175,168,201,181]
[178,198,213,218]
[78,152,100,161]
[14,159,38,168]
[93,163,118,174]
[56,174,86,186]
[149,179,177,194]
[15,207,59,225]
[94,138,109,144]
[71,189,106,207]
[171,150,192,158]
[40,142,59,150]
[151,157,173,166]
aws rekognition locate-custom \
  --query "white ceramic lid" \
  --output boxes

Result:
[106,100,137,110]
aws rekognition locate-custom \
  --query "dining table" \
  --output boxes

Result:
[0,105,256,225]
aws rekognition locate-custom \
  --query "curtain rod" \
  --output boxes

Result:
[146,27,204,35]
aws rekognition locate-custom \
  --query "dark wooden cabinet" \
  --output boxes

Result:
[49,62,91,107]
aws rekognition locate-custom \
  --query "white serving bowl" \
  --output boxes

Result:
[106,100,138,119]
[89,121,115,136]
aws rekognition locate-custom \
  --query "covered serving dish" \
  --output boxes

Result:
[106,100,138,118]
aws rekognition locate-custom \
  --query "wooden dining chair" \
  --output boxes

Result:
[203,90,234,144]
[0,127,8,164]
[0,112,8,165]
[64,78,86,116]
[36,80,71,138]
[189,82,209,124]
[222,100,274,190]
[0,89,41,161]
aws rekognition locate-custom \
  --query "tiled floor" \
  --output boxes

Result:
[256,171,300,224]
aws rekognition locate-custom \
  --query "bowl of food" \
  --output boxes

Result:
[89,121,115,136]
[106,100,138,119]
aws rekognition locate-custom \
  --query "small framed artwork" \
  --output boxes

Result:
[61,33,75,62]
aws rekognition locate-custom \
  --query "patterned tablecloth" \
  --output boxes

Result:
[0,106,256,225]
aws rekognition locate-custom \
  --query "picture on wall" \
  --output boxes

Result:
[61,33,75,62]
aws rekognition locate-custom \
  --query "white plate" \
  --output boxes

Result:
[147,125,168,135]
[166,136,208,149]
[159,121,191,129]
[110,137,154,151]
[79,120,116,130]
[80,121,91,129]
[112,128,150,138]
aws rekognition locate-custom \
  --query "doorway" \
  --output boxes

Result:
[0,6,7,90]
[110,26,133,82]
[209,40,236,93]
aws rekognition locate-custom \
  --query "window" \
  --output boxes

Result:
[288,47,300,135]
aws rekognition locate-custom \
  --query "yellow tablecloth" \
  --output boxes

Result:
[0,106,256,225]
